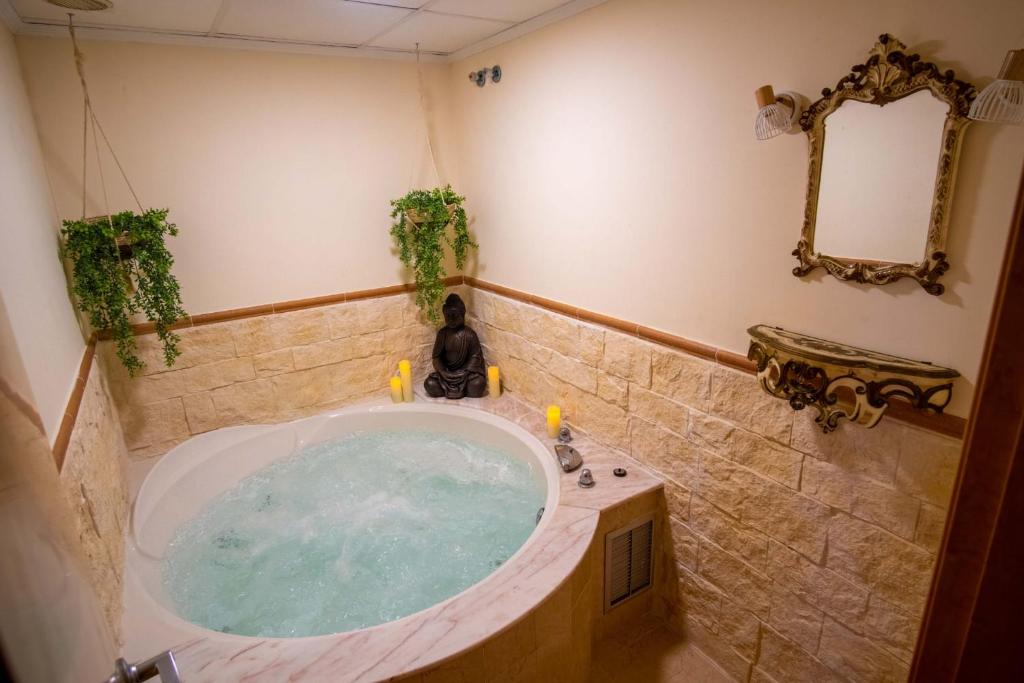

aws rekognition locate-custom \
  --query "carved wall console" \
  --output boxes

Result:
[747,325,959,433]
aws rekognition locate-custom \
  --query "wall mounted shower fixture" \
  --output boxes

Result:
[753,85,801,140]
[469,65,502,88]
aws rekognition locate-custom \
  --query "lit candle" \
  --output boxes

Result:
[398,359,413,402]
[390,376,403,403]
[487,366,501,398]
[546,405,561,438]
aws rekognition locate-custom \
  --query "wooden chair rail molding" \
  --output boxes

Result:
[55,273,967,468]
[51,333,96,471]
[461,276,965,439]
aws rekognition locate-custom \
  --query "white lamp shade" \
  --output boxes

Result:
[755,102,792,140]
[969,79,1024,125]
[754,91,800,141]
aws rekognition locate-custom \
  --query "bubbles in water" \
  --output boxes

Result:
[162,430,544,638]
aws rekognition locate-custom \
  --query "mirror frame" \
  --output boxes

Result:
[794,34,977,295]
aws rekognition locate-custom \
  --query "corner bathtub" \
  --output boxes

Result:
[124,401,598,681]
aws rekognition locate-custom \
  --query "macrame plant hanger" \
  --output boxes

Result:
[404,43,447,226]
[67,13,144,254]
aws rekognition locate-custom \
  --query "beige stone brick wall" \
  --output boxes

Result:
[102,293,438,458]
[98,284,961,679]
[60,359,130,642]
[462,286,962,683]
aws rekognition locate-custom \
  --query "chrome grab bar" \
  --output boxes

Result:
[104,651,179,683]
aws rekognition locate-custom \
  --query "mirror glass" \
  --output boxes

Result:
[813,90,949,264]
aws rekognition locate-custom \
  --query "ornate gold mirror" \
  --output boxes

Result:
[794,34,977,295]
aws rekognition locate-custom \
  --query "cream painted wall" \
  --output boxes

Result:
[15,36,459,316]
[12,0,1023,419]
[0,22,85,441]
[449,0,1024,416]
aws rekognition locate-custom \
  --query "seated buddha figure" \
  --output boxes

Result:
[424,294,487,399]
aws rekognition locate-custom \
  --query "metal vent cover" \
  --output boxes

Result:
[604,516,654,611]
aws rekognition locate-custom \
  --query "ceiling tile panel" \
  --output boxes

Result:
[429,0,570,23]
[369,11,510,53]
[11,0,222,32]
[217,0,411,45]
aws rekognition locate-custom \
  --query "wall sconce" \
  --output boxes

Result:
[469,65,502,88]
[754,85,801,140]
[969,49,1024,125]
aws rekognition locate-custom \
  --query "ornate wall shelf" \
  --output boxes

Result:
[747,325,959,433]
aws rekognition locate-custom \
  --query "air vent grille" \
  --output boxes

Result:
[604,517,654,611]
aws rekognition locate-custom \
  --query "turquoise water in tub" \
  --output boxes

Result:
[162,429,545,638]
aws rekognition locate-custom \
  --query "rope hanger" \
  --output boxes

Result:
[67,14,143,231]
[412,42,442,190]
[70,19,436,226]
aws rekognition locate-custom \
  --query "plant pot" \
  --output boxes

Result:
[404,204,457,226]
[84,215,134,259]
[114,233,134,260]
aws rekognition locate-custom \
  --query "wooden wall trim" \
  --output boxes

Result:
[100,277,466,339]
[464,276,966,439]
[81,274,965,441]
[910,162,1024,680]
[51,333,96,472]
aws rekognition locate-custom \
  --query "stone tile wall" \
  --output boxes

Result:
[100,284,963,680]
[461,286,963,683]
[60,358,130,642]
[101,293,438,458]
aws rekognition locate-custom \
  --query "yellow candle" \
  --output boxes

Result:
[389,376,403,403]
[487,366,501,398]
[546,405,561,438]
[398,359,413,402]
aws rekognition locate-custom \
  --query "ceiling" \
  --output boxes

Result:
[1,0,609,61]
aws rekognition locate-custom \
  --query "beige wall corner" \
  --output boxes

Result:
[59,357,130,642]
[14,35,462,317]
[0,22,86,441]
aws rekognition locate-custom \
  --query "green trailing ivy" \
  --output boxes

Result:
[390,185,476,323]
[60,208,187,375]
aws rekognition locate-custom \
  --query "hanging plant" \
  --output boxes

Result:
[390,185,476,323]
[61,209,187,375]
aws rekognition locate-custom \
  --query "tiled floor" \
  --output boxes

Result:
[588,615,734,683]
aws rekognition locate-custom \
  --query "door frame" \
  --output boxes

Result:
[910,161,1024,680]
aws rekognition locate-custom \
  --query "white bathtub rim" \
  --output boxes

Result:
[126,397,564,648]
[133,400,560,553]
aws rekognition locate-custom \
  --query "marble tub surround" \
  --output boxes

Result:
[105,280,963,680]
[123,390,663,682]
[59,356,130,642]
[461,285,964,683]
[101,291,442,459]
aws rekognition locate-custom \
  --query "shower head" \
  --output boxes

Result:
[44,0,112,10]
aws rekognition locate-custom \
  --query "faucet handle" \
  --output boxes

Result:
[578,468,595,488]
[554,444,583,472]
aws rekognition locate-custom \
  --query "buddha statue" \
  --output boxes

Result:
[424,294,487,399]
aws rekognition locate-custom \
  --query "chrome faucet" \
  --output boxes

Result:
[105,651,179,683]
